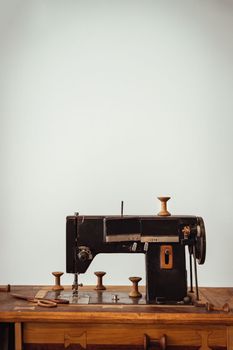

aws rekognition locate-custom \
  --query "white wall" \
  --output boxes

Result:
[0,0,233,287]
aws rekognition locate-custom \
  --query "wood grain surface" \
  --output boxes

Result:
[1,285,233,350]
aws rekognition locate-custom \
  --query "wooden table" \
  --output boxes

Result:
[0,286,233,350]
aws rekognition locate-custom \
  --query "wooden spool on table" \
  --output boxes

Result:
[129,277,142,298]
[94,271,106,290]
[52,272,64,291]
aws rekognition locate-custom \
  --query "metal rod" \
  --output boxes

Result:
[193,245,199,301]
[121,201,124,216]
[189,250,194,293]
[73,212,79,296]
[72,273,79,297]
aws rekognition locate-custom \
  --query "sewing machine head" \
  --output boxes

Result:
[66,197,206,304]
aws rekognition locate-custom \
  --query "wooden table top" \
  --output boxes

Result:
[0,285,233,325]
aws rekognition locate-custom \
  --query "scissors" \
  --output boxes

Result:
[11,293,69,308]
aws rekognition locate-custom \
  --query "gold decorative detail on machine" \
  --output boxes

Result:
[182,225,191,239]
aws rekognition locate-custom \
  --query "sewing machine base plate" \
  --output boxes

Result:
[44,290,195,305]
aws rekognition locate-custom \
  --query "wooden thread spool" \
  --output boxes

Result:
[94,271,106,290]
[157,197,171,216]
[206,302,230,313]
[129,277,142,298]
[52,271,64,291]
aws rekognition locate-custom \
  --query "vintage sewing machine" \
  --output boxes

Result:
[66,197,206,304]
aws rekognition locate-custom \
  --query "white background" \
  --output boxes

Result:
[0,0,233,287]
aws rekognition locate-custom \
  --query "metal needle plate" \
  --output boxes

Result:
[52,291,146,305]
[57,292,90,304]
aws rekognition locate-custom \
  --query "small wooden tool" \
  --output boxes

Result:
[129,277,142,298]
[0,284,11,292]
[206,302,230,313]
[94,271,106,290]
[52,271,64,291]
[157,197,171,216]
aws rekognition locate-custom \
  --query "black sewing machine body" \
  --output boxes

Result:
[66,215,206,304]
